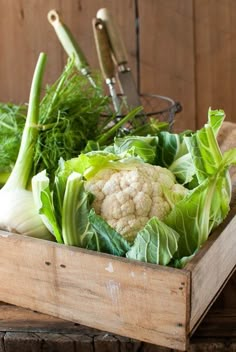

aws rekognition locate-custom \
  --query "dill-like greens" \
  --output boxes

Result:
[0,58,169,186]
[33,59,109,179]
[0,59,110,183]
[0,103,26,183]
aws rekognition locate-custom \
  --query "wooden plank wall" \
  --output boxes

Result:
[0,0,229,132]
[1,1,236,130]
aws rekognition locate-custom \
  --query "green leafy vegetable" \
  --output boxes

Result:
[126,217,179,265]
[32,106,236,268]
[33,58,109,180]
[69,151,143,180]
[0,103,26,184]
[111,135,159,164]
[61,172,94,246]
[0,53,52,240]
[164,109,234,259]
[88,209,131,256]
[32,170,63,243]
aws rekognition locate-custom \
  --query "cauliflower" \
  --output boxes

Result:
[85,163,188,243]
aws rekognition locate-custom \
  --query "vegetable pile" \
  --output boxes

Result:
[32,104,236,268]
[1,52,236,269]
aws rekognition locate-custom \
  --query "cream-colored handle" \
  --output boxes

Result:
[96,8,128,66]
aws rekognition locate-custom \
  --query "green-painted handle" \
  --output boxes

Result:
[48,9,89,72]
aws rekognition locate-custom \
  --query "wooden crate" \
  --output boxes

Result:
[0,209,235,351]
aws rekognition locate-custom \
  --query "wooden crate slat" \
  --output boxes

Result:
[186,209,236,332]
[0,232,190,351]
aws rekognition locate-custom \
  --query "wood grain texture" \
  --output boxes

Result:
[194,0,236,128]
[0,0,62,104]
[0,0,137,103]
[0,232,190,351]
[186,209,236,332]
[59,0,137,75]
[2,1,236,130]
[138,0,196,132]
[0,302,235,351]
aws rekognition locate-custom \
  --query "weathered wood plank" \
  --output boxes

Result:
[34,332,74,352]
[60,0,137,82]
[194,309,236,338]
[216,121,236,309]
[2,0,236,132]
[0,303,235,351]
[63,333,94,352]
[186,209,236,332]
[138,0,196,132]
[0,1,137,104]
[0,333,5,352]
[94,334,119,352]
[0,232,190,350]
[4,332,41,352]
[194,0,236,128]
[190,341,233,352]
[0,301,83,333]
[115,335,142,352]
[0,0,62,104]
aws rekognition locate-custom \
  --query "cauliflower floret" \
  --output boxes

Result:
[85,163,188,243]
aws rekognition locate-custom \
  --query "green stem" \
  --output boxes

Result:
[97,106,143,145]
[3,53,47,190]
[40,59,73,124]
[205,125,223,166]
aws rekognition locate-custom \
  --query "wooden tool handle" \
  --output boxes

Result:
[92,18,115,81]
[96,8,128,66]
[48,9,89,71]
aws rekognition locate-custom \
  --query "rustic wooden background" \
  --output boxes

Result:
[1,0,236,131]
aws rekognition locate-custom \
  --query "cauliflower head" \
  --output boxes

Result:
[85,163,188,243]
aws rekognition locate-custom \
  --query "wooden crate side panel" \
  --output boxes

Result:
[0,232,189,351]
[138,0,196,132]
[187,211,236,331]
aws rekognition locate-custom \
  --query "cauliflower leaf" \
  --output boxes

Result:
[126,217,179,265]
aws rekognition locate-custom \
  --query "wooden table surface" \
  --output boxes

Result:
[0,276,235,352]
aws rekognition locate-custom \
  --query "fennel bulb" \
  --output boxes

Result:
[0,189,50,238]
[0,53,52,240]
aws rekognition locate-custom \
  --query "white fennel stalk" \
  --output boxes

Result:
[0,53,52,239]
